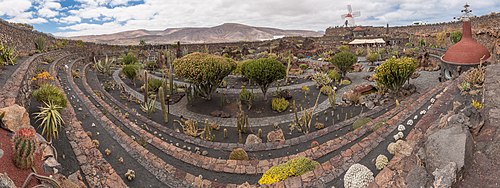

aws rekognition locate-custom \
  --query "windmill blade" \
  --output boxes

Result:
[352,11,361,17]
[347,5,352,13]
[341,14,348,19]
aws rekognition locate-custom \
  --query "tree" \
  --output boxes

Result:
[450,31,462,44]
[329,51,357,77]
[366,52,379,64]
[374,57,417,93]
[244,58,286,100]
[174,52,236,100]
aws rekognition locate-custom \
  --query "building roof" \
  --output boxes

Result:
[348,38,385,45]
[353,26,365,31]
[442,21,491,65]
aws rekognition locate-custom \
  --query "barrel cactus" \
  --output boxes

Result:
[12,128,37,169]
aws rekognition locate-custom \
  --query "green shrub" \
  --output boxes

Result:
[450,31,462,44]
[121,53,137,65]
[352,117,372,130]
[259,156,319,185]
[374,57,417,92]
[337,45,350,52]
[366,52,379,63]
[329,51,357,77]
[122,64,140,82]
[244,58,286,100]
[229,148,249,160]
[327,69,341,83]
[32,84,68,108]
[148,78,163,92]
[146,61,156,70]
[299,64,309,70]
[272,97,289,112]
[174,52,236,100]
[35,37,45,52]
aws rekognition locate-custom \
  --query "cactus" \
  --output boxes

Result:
[291,91,322,134]
[144,71,148,104]
[159,86,168,123]
[257,128,263,138]
[284,52,292,84]
[201,119,215,141]
[223,128,228,139]
[238,132,243,144]
[236,104,249,133]
[12,128,37,169]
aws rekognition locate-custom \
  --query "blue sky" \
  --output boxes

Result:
[0,0,498,37]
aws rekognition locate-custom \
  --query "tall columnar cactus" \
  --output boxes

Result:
[169,60,174,95]
[285,52,292,84]
[12,128,37,169]
[236,104,249,133]
[159,86,168,123]
[144,71,148,104]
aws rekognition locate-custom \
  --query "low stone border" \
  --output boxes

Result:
[368,68,471,187]
[0,50,63,108]
[273,79,450,187]
[99,67,390,153]
[114,68,331,127]
[50,55,127,188]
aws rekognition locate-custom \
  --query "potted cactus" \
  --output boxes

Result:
[12,128,37,169]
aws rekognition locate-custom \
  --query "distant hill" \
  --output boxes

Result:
[68,23,323,45]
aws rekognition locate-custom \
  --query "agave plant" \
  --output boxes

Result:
[35,101,64,142]
[94,55,115,75]
[140,96,156,116]
[0,41,18,65]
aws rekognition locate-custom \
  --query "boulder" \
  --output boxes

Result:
[210,110,231,118]
[43,156,62,174]
[41,143,55,160]
[266,129,285,143]
[0,104,30,132]
[0,173,16,188]
[424,118,473,180]
[354,84,375,95]
[432,162,457,188]
[245,134,262,145]
[344,163,374,188]
[406,165,430,188]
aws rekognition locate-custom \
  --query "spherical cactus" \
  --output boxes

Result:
[229,148,249,160]
[12,128,37,169]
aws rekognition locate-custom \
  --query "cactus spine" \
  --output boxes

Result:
[159,86,168,123]
[12,128,37,169]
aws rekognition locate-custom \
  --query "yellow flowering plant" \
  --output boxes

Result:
[258,156,319,185]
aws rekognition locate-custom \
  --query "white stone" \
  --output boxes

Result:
[398,125,406,132]
[407,120,414,126]
[344,163,374,188]
[430,98,436,104]
[414,115,419,120]
[420,110,427,115]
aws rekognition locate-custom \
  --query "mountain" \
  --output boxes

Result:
[68,23,323,45]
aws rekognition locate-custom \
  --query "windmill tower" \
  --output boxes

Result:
[341,5,360,27]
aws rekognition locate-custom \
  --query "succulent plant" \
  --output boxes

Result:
[12,128,37,169]
[229,148,249,160]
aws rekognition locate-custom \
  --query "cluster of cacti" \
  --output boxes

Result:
[12,128,37,169]
[201,119,215,141]
[35,37,45,52]
[464,64,485,87]
[125,169,136,181]
[174,119,201,137]
[271,97,289,112]
[140,95,156,117]
[0,41,18,65]
[237,104,250,133]
[290,91,321,134]
[94,55,115,75]
[158,86,168,123]
[239,86,255,110]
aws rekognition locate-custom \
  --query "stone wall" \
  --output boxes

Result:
[0,20,56,56]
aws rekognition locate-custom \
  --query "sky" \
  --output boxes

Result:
[0,0,498,37]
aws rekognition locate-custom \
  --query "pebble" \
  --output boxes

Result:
[91,123,96,127]
[202,150,208,156]
[175,143,179,147]
[78,108,82,111]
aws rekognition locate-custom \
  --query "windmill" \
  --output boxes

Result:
[341,5,360,27]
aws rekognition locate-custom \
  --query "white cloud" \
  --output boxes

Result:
[0,0,32,17]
